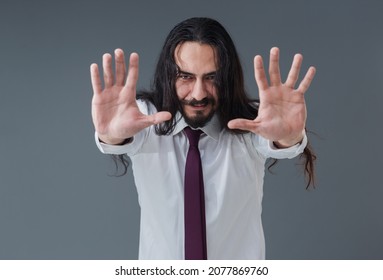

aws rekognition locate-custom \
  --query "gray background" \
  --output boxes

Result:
[0,0,382,259]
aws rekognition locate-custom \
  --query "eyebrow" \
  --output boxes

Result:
[176,68,217,77]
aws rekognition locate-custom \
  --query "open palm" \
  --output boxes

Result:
[90,49,171,144]
[228,47,316,147]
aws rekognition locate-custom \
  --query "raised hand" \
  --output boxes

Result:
[228,47,316,148]
[90,49,171,144]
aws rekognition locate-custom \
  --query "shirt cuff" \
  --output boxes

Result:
[265,133,308,159]
[95,131,143,155]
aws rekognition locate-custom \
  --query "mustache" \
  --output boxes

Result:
[181,97,216,107]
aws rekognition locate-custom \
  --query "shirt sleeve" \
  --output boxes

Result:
[95,130,146,155]
[94,100,151,156]
[253,132,308,159]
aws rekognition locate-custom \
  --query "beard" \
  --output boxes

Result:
[180,97,217,128]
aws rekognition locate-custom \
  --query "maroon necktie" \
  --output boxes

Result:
[184,127,207,260]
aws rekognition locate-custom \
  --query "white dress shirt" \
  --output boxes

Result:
[96,100,307,260]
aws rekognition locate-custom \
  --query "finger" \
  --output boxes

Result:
[269,47,282,86]
[102,53,114,88]
[297,66,316,94]
[90,63,102,95]
[254,55,268,91]
[227,118,261,133]
[145,111,172,125]
[115,48,126,86]
[125,53,139,92]
[285,53,303,88]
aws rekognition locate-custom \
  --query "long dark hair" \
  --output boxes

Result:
[115,17,316,188]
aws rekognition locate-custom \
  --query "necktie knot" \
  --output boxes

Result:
[184,127,202,147]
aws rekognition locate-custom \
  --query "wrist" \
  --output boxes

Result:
[98,135,131,145]
[273,131,304,149]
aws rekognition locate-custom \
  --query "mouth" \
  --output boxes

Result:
[190,103,208,110]
[180,98,217,126]
[182,98,213,110]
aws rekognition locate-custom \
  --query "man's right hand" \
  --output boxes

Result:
[90,49,172,145]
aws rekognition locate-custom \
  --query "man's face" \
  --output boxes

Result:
[174,42,219,128]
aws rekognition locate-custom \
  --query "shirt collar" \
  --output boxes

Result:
[172,112,221,141]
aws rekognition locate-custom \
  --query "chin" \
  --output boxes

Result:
[183,110,215,128]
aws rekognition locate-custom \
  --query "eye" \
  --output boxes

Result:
[177,73,193,80]
[206,75,215,81]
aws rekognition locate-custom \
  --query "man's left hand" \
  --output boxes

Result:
[228,47,316,148]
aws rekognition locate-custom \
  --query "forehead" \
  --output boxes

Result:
[174,42,218,73]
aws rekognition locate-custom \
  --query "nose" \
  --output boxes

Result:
[190,78,208,101]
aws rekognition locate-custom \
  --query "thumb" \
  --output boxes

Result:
[228,118,261,133]
[148,111,172,125]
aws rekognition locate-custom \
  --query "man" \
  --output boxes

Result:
[90,17,316,259]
